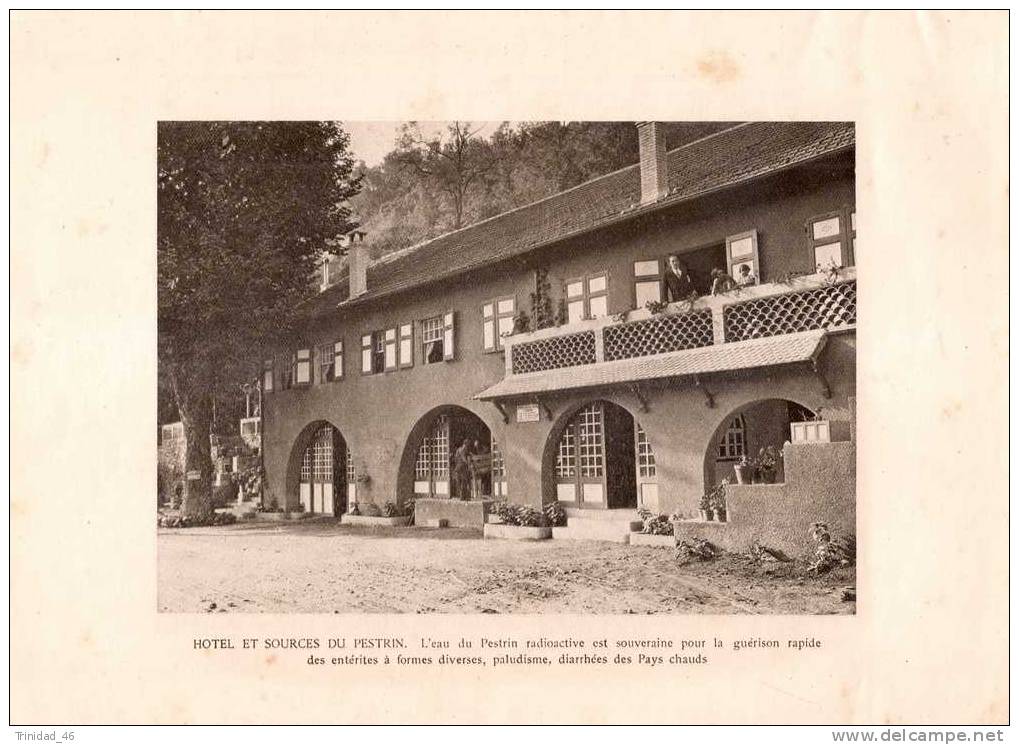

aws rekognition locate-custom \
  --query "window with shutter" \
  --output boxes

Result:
[293,348,312,385]
[399,323,413,368]
[361,334,373,374]
[482,297,516,352]
[808,209,855,272]
[633,259,662,308]
[384,328,398,371]
[564,274,608,322]
[317,343,334,383]
[443,311,456,361]
[262,359,274,392]
[421,316,444,364]
[725,230,760,286]
[333,340,344,379]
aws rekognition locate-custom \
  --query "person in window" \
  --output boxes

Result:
[736,263,758,287]
[710,268,737,296]
[664,255,697,302]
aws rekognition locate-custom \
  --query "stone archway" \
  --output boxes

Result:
[702,397,818,491]
[285,419,349,515]
[397,405,492,503]
[540,398,651,510]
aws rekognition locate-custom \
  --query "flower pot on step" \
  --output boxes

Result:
[734,464,754,485]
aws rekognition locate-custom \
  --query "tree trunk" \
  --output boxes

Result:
[170,365,215,519]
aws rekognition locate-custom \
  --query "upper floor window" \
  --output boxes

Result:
[421,312,457,364]
[725,230,760,285]
[482,297,516,352]
[262,359,274,392]
[317,340,343,382]
[422,316,445,363]
[633,260,663,307]
[291,348,311,386]
[361,332,386,375]
[808,209,856,272]
[565,273,608,324]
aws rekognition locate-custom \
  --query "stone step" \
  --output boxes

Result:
[564,508,640,522]
[552,518,641,544]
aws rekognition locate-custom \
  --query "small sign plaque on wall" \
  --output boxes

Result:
[186,470,201,481]
[516,403,540,423]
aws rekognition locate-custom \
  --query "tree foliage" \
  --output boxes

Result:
[351,121,735,260]
[157,121,361,516]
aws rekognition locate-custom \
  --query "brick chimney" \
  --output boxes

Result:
[347,231,368,299]
[636,122,668,204]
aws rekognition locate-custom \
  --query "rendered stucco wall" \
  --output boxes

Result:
[674,440,856,557]
[261,164,856,515]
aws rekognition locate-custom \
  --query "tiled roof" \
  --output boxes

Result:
[474,330,828,400]
[309,121,855,316]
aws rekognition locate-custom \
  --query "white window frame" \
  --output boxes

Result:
[482,296,516,352]
[565,272,609,323]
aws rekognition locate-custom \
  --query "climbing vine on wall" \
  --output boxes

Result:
[530,267,557,330]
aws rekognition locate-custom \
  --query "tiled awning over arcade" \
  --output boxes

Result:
[474,329,828,401]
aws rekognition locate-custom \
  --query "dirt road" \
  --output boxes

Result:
[157,520,855,614]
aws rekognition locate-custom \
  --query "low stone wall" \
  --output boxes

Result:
[414,499,493,529]
[680,441,856,557]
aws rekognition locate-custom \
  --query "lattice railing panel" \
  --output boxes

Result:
[603,310,714,361]
[511,331,597,374]
[723,280,856,342]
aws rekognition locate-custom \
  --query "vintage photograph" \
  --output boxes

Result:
[157,120,858,615]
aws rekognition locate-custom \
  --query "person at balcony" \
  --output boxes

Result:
[664,255,697,302]
[710,268,737,296]
[736,263,758,288]
[452,438,474,501]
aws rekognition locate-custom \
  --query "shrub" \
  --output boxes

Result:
[157,511,237,529]
[491,501,545,527]
[212,480,239,508]
[237,465,264,501]
[807,522,856,574]
[360,503,382,517]
[641,513,674,536]
[677,538,718,561]
[543,501,567,527]
[516,506,544,527]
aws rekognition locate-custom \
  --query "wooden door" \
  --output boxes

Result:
[299,425,339,515]
[414,415,450,498]
[634,423,659,513]
[555,403,608,508]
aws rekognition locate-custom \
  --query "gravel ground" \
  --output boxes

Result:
[157,519,855,615]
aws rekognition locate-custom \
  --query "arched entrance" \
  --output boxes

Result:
[401,406,492,501]
[287,421,350,516]
[546,400,657,510]
[704,398,817,490]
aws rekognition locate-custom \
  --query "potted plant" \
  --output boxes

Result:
[709,482,727,523]
[734,454,756,485]
[698,491,713,521]
[757,446,781,483]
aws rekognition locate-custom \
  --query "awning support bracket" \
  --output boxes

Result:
[629,384,649,413]
[534,397,553,421]
[694,376,715,408]
[811,359,832,399]
[491,401,510,424]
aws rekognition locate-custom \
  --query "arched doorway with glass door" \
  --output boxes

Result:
[287,421,350,516]
[401,405,493,501]
[546,400,657,511]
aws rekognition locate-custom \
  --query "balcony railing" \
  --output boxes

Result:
[503,268,856,376]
